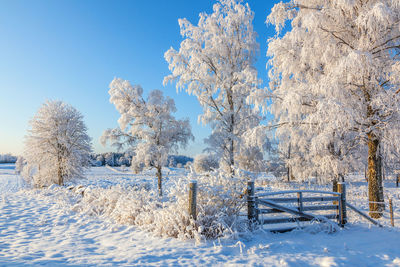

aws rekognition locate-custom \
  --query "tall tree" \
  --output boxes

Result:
[24,100,92,187]
[266,0,400,217]
[101,78,193,196]
[164,0,264,173]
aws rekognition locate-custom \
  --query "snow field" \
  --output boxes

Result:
[1,164,400,266]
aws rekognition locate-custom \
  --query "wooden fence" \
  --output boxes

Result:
[247,181,346,232]
[247,181,385,231]
[187,180,390,232]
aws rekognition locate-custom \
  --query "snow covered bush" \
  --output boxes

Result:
[73,170,248,240]
[184,161,193,171]
[101,78,194,196]
[23,100,92,187]
[189,171,248,239]
[193,154,219,174]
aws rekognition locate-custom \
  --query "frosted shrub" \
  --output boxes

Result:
[73,184,156,225]
[73,170,248,240]
[184,161,193,170]
[193,154,219,174]
[192,171,248,238]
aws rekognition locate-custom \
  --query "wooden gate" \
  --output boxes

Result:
[247,181,347,232]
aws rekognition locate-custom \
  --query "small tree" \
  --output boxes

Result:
[101,78,194,196]
[164,0,264,174]
[24,100,92,187]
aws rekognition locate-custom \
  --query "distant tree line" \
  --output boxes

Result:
[0,154,17,163]
[90,153,193,168]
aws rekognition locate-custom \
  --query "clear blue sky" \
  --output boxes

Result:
[0,0,278,157]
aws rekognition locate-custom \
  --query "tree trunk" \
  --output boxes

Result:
[57,153,63,186]
[287,143,291,182]
[229,138,235,175]
[367,133,384,218]
[377,153,385,211]
[156,165,162,196]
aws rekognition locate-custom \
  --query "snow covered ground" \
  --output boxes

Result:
[1,163,400,266]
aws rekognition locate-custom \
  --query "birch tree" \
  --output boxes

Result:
[164,0,264,173]
[266,0,400,217]
[101,78,193,196]
[24,100,92,187]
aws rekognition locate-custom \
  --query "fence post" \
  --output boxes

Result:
[332,180,338,193]
[396,174,399,188]
[188,180,197,220]
[333,180,339,220]
[337,182,347,227]
[389,198,394,227]
[247,181,258,227]
[297,192,303,212]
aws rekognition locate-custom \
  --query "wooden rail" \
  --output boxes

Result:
[346,202,382,227]
[247,181,346,232]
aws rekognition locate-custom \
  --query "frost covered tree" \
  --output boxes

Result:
[164,0,265,174]
[266,0,400,217]
[101,78,194,196]
[193,154,219,174]
[236,146,266,173]
[24,101,92,187]
[15,156,26,175]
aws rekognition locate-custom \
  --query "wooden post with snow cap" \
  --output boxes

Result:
[332,180,339,217]
[188,180,197,220]
[247,180,258,227]
[337,182,347,227]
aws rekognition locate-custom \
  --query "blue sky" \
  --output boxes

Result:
[0,0,278,157]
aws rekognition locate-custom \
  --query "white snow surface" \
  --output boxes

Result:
[1,163,400,266]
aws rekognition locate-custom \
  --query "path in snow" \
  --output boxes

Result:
[1,164,400,266]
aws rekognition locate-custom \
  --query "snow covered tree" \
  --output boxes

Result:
[236,146,266,173]
[15,156,26,175]
[104,152,116,166]
[266,0,400,217]
[193,154,219,174]
[164,0,265,174]
[24,100,92,187]
[101,78,194,196]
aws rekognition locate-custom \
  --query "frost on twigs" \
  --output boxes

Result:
[101,78,194,196]
[73,169,249,241]
[193,154,219,174]
[266,0,400,208]
[164,0,267,173]
[23,100,92,187]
